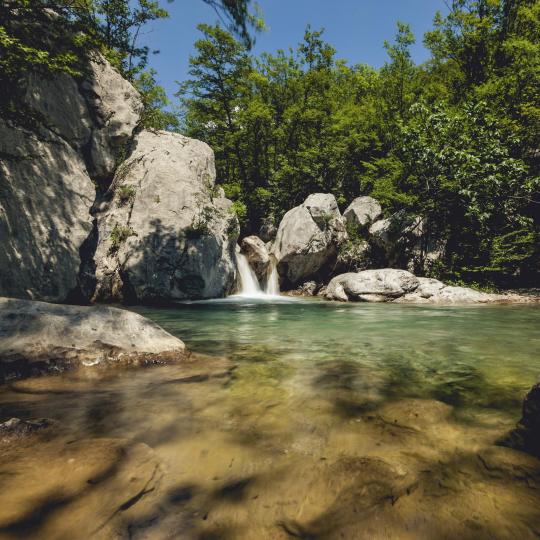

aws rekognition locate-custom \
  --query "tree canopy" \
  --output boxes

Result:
[180,1,540,286]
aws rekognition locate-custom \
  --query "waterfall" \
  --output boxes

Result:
[265,258,280,295]
[236,253,263,296]
[235,252,281,297]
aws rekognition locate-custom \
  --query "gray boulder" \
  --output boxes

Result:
[272,193,347,287]
[0,54,142,303]
[325,270,511,303]
[343,196,382,229]
[396,277,499,304]
[0,297,186,381]
[368,212,444,273]
[92,130,239,303]
[241,235,271,283]
[325,269,419,302]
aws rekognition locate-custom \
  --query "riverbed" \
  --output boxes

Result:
[0,299,539,539]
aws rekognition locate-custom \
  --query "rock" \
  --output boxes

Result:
[0,297,186,381]
[259,217,277,243]
[92,130,239,303]
[0,417,53,437]
[0,54,142,303]
[325,269,420,302]
[336,239,372,272]
[343,196,382,229]
[397,277,499,304]
[501,382,540,459]
[325,271,514,304]
[272,193,347,287]
[368,211,445,273]
[240,236,270,283]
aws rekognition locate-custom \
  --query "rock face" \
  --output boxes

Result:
[0,54,142,302]
[272,193,347,287]
[92,130,239,303]
[325,269,506,303]
[241,235,271,283]
[368,211,444,273]
[502,382,540,459]
[343,196,382,229]
[0,297,186,381]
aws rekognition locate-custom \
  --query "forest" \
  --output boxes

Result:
[2,0,539,286]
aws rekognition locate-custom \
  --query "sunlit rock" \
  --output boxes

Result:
[92,130,239,303]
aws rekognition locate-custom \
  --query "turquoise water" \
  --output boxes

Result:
[136,299,540,416]
[1,299,540,539]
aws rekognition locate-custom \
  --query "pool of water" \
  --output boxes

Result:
[0,299,539,539]
[136,299,540,416]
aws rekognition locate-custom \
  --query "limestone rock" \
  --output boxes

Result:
[502,382,540,459]
[397,277,499,304]
[325,270,511,304]
[92,130,239,303]
[325,269,420,302]
[343,196,382,229]
[0,54,142,303]
[272,193,347,287]
[0,297,186,381]
[241,235,270,283]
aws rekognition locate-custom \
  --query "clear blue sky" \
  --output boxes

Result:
[142,0,448,101]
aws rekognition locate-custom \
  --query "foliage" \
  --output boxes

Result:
[1,0,259,127]
[180,3,540,285]
[109,223,137,253]
[116,184,137,206]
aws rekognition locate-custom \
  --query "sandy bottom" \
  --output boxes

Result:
[0,352,539,540]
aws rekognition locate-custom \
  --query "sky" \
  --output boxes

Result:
[142,0,449,102]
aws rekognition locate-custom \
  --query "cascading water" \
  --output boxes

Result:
[236,252,263,296]
[234,251,282,298]
[265,258,280,295]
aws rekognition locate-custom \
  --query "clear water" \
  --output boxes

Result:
[136,299,540,416]
[1,299,540,539]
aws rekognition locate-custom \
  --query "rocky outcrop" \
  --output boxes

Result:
[343,196,382,229]
[0,54,142,303]
[0,297,186,381]
[325,269,420,302]
[325,269,512,303]
[92,130,239,303]
[272,193,347,287]
[240,235,271,283]
[502,382,540,459]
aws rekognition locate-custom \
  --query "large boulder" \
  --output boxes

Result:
[272,193,347,287]
[343,196,382,229]
[240,235,271,283]
[0,54,142,302]
[325,270,514,303]
[368,211,444,273]
[0,297,186,381]
[325,269,420,302]
[396,277,499,304]
[92,130,239,303]
[502,383,540,459]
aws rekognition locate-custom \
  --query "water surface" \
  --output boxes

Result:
[0,299,539,539]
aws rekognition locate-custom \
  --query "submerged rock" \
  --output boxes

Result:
[0,417,53,438]
[0,297,186,381]
[272,193,347,287]
[92,130,239,303]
